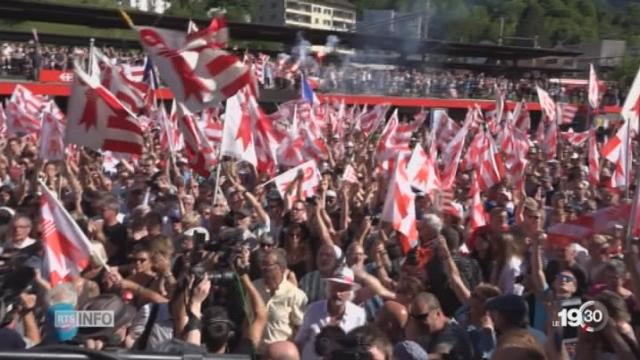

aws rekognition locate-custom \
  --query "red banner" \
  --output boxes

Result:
[547,203,630,248]
[39,69,74,83]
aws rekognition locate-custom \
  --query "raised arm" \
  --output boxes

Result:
[437,235,471,303]
[531,231,548,294]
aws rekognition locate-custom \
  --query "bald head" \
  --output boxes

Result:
[265,341,300,360]
[376,301,408,342]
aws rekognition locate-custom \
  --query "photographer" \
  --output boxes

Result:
[181,246,267,355]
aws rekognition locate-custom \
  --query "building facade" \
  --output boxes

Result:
[358,9,422,39]
[253,0,356,31]
[128,0,170,14]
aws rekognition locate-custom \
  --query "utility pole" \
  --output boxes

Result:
[422,0,431,40]
[499,16,505,46]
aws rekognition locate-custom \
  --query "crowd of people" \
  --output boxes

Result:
[1,41,144,80]
[0,97,638,360]
[1,39,623,106]
[315,66,622,106]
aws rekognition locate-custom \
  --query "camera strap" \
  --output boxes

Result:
[136,303,160,351]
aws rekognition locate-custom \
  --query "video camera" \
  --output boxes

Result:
[0,253,36,326]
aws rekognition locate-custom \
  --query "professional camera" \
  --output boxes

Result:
[0,259,36,326]
[328,334,373,360]
[190,263,236,286]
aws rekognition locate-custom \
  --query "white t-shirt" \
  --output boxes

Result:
[295,300,366,360]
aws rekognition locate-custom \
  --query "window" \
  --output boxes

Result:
[315,18,319,24]
[324,9,331,15]
[323,19,331,26]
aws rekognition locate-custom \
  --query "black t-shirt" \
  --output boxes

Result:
[229,337,255,357]
[103,222,128,265]
[426,254,482,317]
[424,319,474,360]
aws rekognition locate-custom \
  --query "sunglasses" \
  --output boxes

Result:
[409,311,430,321]
[557,273,575,283]
[133,258,148,263]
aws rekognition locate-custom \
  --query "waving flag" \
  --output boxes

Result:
[272,160,320,202]
[39,101,66,160]
[621,64,640,133]
[588,129,600,186]
[468,176,486,231]
[406,143,439,196]
[356,104,388,136]
[40,181,94,286]
[342,164,359,184]
[221,89,258,166]
[589,64,600,110]
[536,86,556,122]
[301,74,319,105]
[559,103,578,125]
[176,103,218,177]
[601,120,630,188]
[65,64,144,154]
[381,156,417,254]
[93,48,149,114]
[5,84,44,136]
[136,16,254,113]
[561,129,590,146]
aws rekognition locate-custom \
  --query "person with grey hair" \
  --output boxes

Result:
[253,248,308,350]
[418,213,443,248]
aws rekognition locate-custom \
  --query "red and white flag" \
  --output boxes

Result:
[93,48,149,114]
[536,86,556,122]
[468,176,486,231]
[406,143,440,196]
[621,64,640,133]
[588,64,600,110]
[512,99,531,133]
[601,120,630,188]
[381,156,417,254]
[561,129,590,146]
[588,129,600,186]
[558,103,578,125]
[176,103,218,177]
[475,132,506,191]
[201,107,223,146]
[342,164,359,184]
[543,118,558,160]
[136,17,253,113]
[357,103,389,136]
[432,111,460,152]
[272,160,320,201]
[221,89,258,166]
[40,181,94,286]
[5,84,45,136]
[65,65,144,154]
[39,101,66,160]
[440,123,470,189]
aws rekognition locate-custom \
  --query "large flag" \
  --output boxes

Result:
[406,143,439,196]
[468,176,486,231]
[381,156,417,254]
[221,89,258,166]
[5,84,45,136]
[65,63,144,154]
[536,86,557,122]
[176,103,218,177]
[588,64,600,110]
[40,181,94,286]
[39,101,66,160]
[601,120,630,188]
[93,48,149,114]
[272,160,320,201]
[357,104,389,136]
[136,16,254,113]
[621,64,640,133]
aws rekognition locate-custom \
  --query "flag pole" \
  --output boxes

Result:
[626,118,632,200]
[88,38,95,76]
[625,161,640,250]
[212,156,223,206]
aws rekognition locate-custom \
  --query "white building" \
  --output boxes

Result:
[128,0,170,14]
[253,0,356,32]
